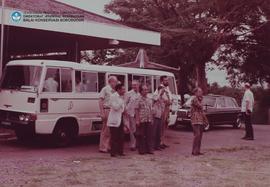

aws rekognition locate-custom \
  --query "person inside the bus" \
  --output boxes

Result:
[43,74,59,92]
[99,75,118,153]
[75,77,84,92]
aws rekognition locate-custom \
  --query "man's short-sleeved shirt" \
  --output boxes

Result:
[135,95,153,123]
[99,85,115,108]
[125,90,140,117]
[241,89,254,112]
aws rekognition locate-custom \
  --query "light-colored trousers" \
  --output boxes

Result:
[99,109,111,152]
[127,114,136,148]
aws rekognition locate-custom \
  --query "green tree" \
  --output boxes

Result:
[105,0,269,97]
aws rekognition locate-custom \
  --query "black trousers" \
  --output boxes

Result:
[192,124,204,154]
[136,122,154,154]
[243,112,254,139]
[110,122,124,156]
[153,118,162,149]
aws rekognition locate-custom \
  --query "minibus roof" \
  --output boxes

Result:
[7,60,175,77]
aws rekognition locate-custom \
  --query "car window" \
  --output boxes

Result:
[225,97,238,108]
[216,98,226,108]
[184,96,216,108]
[202,97,216,107]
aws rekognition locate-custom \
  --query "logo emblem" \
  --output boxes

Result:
[11,11,22,22]
[4,104,12,108]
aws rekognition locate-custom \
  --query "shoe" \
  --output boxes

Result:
[192,153,200,156]
[241,137,247,140]
[159,145,166,149]
[99,150,108,153]
[161,144,169,148]
[111,154,117,157]
[147,152,154,155]
[155,147,162,151]
[139,152,145,155]
[119,153,126,156]
[245,137,254,140]
[130,148,136,151]
[198,152,204,155]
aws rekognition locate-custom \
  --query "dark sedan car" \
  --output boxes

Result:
[177,94,243,131]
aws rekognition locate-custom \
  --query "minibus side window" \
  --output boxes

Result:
[61,68,72,92]
[82,72,98,92]
[128,74,132,91]
[146,76,153,93]
[154,76,160,92]
[133,75,145,85]
[43,68,60,92]
[75,71,98,93]
[98,73,105,92]
[168,76,176,94]
[75,71,82,92]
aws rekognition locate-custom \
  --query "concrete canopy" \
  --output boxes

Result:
[0,0,160,67]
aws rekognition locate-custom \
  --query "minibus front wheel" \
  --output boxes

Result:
[53,118,78,147]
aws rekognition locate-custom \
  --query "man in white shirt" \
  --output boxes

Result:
[241,83,255,140]
[153,76,172,149]
[125,80,140,151]
[107,83,127,157]
[99,76,118,153]
[43,77,58,92]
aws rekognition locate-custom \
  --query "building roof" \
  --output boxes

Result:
[5,0,127,27]
[1,0,160,46]
[119,49,180,72]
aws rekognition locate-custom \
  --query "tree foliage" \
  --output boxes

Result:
[105,0,270,95]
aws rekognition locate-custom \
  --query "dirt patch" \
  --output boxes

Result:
[0,125,270,187]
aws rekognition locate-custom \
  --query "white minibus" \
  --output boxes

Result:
[0,60,179,146]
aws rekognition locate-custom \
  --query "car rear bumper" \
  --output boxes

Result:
[177,117,191,124]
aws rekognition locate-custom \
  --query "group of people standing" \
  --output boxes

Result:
[98,75,255,157]
[189,82,255,156]
[98,75,172,157]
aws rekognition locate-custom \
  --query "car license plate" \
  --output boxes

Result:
[1,121,11,126]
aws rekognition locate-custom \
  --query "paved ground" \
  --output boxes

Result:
[0,125,270,187]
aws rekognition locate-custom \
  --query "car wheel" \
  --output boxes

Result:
[204,123,211,131]
[233,118,244,129]
[53,124,75,147]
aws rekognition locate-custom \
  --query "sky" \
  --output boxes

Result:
[57,0,229,86]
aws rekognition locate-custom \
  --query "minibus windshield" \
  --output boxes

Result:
[1,65,42,91]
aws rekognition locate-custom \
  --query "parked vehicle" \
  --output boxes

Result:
[0,60,179,146]
[177,94,243,131]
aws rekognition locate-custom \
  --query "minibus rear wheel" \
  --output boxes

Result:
[53,119,78,147]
